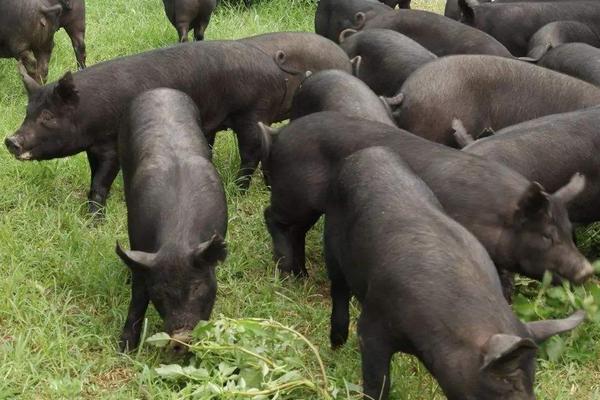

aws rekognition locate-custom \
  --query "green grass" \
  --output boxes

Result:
[0,0,599,398]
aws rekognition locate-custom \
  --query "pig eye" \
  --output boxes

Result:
[542,233,553,243]
[40,110,55,122]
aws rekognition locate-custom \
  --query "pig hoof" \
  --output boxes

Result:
[88,201,105,217]
[330,334,348,349]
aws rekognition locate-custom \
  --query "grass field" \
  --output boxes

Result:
[0,0,599,398]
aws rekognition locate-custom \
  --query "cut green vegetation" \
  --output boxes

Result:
[0,0,599,399]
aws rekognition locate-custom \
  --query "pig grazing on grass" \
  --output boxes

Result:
[261,112,593,289]
[324,146,586,400]
[55,0,86,69]
[289,70,396,126]
[360,9,513,57]
[389,55,600,147]
[116,88,227,352]
[526,21,600,61]
[536,43,600,86]
[455,106,600,225]
[5,33,350,214]
[459,0,600,56]
[0,0,63,83]
[314,0,392,42]
[162,0,216,42]
[338,28,436,97]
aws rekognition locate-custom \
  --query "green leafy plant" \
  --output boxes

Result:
[145,317,364,399]
[513,271,600,362]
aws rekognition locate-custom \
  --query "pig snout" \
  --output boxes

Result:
[168,330,193,354]
[5,136,22,155]
[557,256,594,285]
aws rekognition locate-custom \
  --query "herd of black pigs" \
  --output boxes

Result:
[2,0,600,398]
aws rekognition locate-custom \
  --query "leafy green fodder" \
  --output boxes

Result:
[0,0,599,399]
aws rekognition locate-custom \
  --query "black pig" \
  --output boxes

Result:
[338,28,436,97]
[314,0,392,42]
[116,88,227,352]
[536,43,600,86]
[360,9,513,57]
[389,55,600,146]
[162,0,216,42]
[261,112,593,289]
[324,146,585,400]
[525,21,600,61]
[289,69,396,126]
[5,34,350,213]
[0,0,63,83]
[455,106,600,224]
[459,0,600,56]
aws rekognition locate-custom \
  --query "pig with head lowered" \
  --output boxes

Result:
[0,0,63,83]
[324,146,586,400]
[289,69,396,125]
[454,106,600,225]
[161,0,216,42]
[387,55,600,147]
[338,28,436,97]
[4,33,350,214]
[260,112,594,292]
[359,9,513,57]
[525,21,600,61]
[116,88,227,352]
[314,0,392,42]
[458,0,600,57]
[535,43,600,86]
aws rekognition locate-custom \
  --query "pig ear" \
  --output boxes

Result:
[192,234,227,267]
[526,310,586,344]
[274,50,286,66]
[350,56,362,77]
[338,28,357,44]
[553,173,585,205]
[353,12,366,28]
[18,62,41,96]
[451,118,474,148]
[481,334,537,373]
[516,182,549,220]
[40,4,63,27]
[458,0,476,23]
[53,71,79,106]
[115,241,157,271]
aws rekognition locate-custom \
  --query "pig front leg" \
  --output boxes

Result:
[33,40,55,84]
[18,50,39,84]
[358,312,393,400]
[86,144,120,215]
[231,113,262,190]
[499,269,515,303]
[326,247,352,348]
[119,274,150,352]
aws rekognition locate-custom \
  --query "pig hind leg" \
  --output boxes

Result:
[192,15,211,41]
[325,242,352,348]
[358,311,394,400]
[86,144,120,215]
